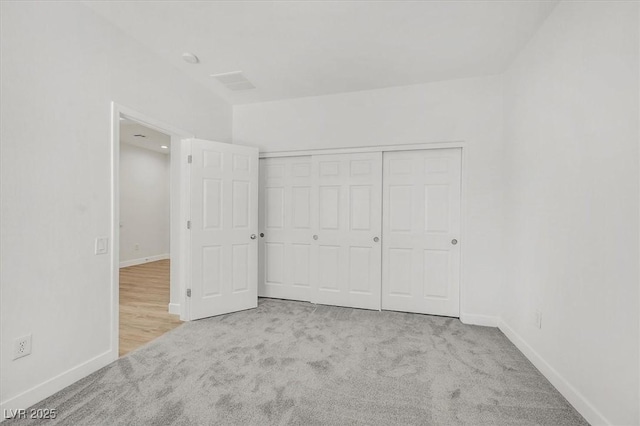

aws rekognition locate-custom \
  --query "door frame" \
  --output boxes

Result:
[110,102,194,358]
[258,141,468,319]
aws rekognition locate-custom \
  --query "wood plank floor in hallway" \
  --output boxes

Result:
[119,259,182,357]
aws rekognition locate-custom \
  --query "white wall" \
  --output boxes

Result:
[502,2,639,425]
[119,143,170,265]
[234,75,505,324]
[0,2,231,411]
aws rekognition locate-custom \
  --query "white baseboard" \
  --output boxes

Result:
[119,253,169,268]
[168,303,180,315]
[498,319,609,426]
[0,349,115,415]
[460,313,499,327]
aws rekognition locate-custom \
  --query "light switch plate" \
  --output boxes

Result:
[95,237,109,255]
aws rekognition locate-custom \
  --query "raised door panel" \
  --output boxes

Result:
[203,179,222,230]
[291,243,310,287]
[291,187,311,229]
[232,180,250,229]
[202,246,222,297]
[264,242,285,285]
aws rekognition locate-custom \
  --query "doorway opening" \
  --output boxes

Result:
[118,118,178,356]
[111,103,193,359]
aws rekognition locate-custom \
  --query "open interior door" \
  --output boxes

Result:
[187,139,259,320]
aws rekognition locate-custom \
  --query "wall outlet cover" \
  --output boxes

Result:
[13,334,32,360]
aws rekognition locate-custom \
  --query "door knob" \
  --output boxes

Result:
[373,237,380,242]
[313,235,318,240]
[260,233,264,238]
[250,234,257,240]
[451,239,458,245]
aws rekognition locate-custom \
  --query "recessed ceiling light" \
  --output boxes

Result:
[182,52,199,64]
[161,145,168,149]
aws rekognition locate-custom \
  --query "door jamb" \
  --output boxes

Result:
[110,102,194,359]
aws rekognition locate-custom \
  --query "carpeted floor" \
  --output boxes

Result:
[8,299,587,425]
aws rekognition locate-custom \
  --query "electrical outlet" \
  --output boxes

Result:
[13,334,32,360]
[534,310,542,329]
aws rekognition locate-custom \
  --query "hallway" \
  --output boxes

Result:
[119,260,182,356]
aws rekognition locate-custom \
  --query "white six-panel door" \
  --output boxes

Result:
[381,149,461,317]
[189,139,258,320]
[310,152,382,310]
[258,157,313,301]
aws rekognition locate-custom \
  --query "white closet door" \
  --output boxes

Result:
[189,139,258,320]
[382,149,461,317]
[310,152,382,310]
[258,156,313,301]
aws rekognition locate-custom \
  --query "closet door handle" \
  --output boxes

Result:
[313,235,318,240]
[373,237,380,242]
[260,233,264,238]
[250,234,257,240]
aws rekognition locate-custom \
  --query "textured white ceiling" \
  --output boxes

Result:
[88,1,558,105]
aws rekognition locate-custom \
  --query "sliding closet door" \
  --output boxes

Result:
[258,157,313,301]
[310,152,382,310]
[382,149,461,317]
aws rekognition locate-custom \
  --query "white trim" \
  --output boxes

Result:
[0,350,114,413]
[168,303,181,315]
[460,313,499,327]
[458,145,468,321]
[119,254,169,268]
[259,141,466,158]
[116,104,196,139]
[179,139,192,321]
[498,319,609,426]
[111,102,193,359]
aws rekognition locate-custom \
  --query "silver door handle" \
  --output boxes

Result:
[451,239,458,245]
[250,234,257,240]
[373,237,380,242]
[313,235,318,240]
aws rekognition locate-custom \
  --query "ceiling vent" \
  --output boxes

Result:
[210,71,255,91]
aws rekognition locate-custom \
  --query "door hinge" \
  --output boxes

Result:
[186,288,191,298]
[187,155,192,164]
[187,220,191,229]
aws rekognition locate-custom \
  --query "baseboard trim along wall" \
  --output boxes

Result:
[0,350,115,416]
[498,320,609,426]
[168,303,180,315]
[459,313,500,327]
[119,253,169,268]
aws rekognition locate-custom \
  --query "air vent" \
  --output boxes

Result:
[210,71,255,91]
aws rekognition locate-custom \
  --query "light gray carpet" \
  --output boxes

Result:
[8,299,587,425]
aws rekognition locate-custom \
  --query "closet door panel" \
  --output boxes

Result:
[310,152,382,310]
[382,149,461,317]
[258,156,312,301]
